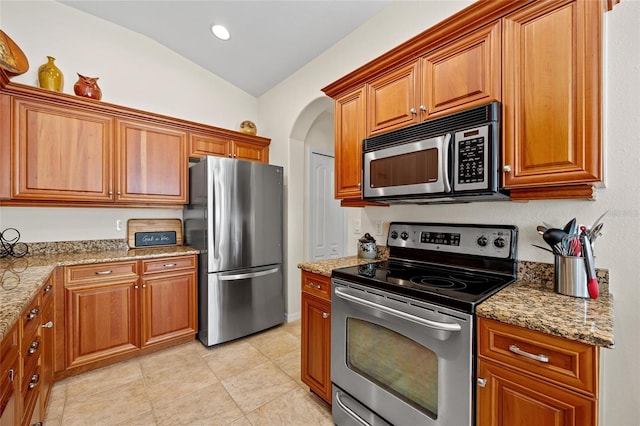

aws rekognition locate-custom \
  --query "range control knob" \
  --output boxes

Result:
[400,231,409,241]
[494,237,506,248]
[390,230,398,240]
[476,236,488,247]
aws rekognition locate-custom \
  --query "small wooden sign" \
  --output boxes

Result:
[134,231,177,247]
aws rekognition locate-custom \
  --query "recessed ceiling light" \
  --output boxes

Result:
[211,24,230,41]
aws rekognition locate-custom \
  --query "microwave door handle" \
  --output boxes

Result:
[442,133,452,193]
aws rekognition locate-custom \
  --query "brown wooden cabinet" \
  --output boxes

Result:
[139,256,197,347]
[64,262,140,369]
[477,317,599,426]
[502,0,603,197]
[334,87,366,201]
[300,270,332,404]
[116,119,188,204]
[10,97,114,202]
[63,255,197,375]
[189,131,270,163]
[0,323,20,426]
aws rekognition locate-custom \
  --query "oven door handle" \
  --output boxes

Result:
[334,287,462,332]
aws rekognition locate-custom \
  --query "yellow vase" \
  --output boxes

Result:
[37,56,64,92]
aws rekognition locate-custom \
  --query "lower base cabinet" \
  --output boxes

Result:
[64,255,197,374]
[476,317,599,426]
[300,271,332,404]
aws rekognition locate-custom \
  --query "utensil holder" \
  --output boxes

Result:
[554,255,589,298]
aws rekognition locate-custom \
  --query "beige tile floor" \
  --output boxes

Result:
[44,320,334,425]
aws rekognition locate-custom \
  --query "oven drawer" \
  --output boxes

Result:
[301,271,331,301]
[478,317,598,396]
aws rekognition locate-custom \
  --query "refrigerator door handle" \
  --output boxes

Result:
[218,267,280,281]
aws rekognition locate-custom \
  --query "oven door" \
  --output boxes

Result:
[363,134,451,200]
[331,278,473,426]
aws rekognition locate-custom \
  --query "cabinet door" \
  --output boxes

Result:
[12,98,114,201]
[502,0,602,189]
[189,132,230,159]
[367,61,420,136]
[301,292,331,404]
[0,324,20,426]
[335,87,366,199]
[232,140,269,163]
[140,270,197,347]
[116,119,188,204]
[65,280,140,368]
[422,21,501,118]
[477,360,596,426]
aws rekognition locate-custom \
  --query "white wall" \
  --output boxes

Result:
[258,1,640,425]
[0,0,259,242]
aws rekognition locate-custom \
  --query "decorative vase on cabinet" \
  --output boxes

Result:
[74,73,102,100]
[37,56,64,92]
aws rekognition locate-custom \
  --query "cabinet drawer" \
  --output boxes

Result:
[21,295,41,350]
[301,271,331,301]
[41,275,54,307]
[65,261,138,284]
[478,317,598,396]
[141,255,196,275]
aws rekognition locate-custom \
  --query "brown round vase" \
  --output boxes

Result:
[73,73,102,100]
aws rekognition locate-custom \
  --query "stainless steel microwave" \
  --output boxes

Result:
[362,102,509,204]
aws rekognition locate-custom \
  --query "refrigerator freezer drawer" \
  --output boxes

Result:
[198,264,284,346]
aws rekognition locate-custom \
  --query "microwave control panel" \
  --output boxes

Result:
[454,125,490,191]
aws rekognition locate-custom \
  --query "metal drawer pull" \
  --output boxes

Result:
[335,287,462,332]
[163,263,177,268]
[477,378,487,388]
[509,344,549,363]
[219,267,279,281]
[43,284,53,293]
[9,368,14,381]
[26,308,39,320]
[42,321,53,329]
[95,270,113,275]
[335,391,371,426]
[29,374,40,389]
[322,312,330,319]
[307,282,321,290]
[28,341,40,354]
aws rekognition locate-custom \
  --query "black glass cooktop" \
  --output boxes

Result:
[331,259,515,313]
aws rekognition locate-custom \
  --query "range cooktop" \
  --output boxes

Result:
[332,222,518,313]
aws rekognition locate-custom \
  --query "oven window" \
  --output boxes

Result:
[346,318,438,419]
[370,148,439,188]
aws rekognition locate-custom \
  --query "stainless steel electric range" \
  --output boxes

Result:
[331,222,518,426]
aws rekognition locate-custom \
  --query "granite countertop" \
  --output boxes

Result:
[297,256,615,349]
[0,245,199,340]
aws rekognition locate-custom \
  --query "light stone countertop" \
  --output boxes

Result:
[0,245,199,340]
[297,257,615,349]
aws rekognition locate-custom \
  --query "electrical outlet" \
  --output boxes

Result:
[354,219,361,234]
[116,220,123,231]
[374,220,384,236]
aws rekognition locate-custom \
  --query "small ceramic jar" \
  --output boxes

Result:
[358,233,377,259]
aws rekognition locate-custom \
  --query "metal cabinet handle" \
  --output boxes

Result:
[322,312,330,319]
[95,270,113,275]
[43,284,53,294]
[8,368,14,381]
[410,107,417,114]
[42,321,54,329]
[477,378,487,388]
[28,374,40,389]
[307,282,321,290]
[503,165,512,173]
[419,105,427,112]
[163,263,177,268]
[28,341,40,354]
[26,308,40,320]
[509,344,549,363]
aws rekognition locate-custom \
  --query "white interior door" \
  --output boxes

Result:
[309,152,345,260]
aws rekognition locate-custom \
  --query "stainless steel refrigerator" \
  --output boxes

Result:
[184,156,284,346]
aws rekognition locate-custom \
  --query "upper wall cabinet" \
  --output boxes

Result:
[323,0,607,202]
[502,0,603,193]
[0,81,270,206]
[10,97,114,202]
[335,87,367,199]
[366,22,501,137]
